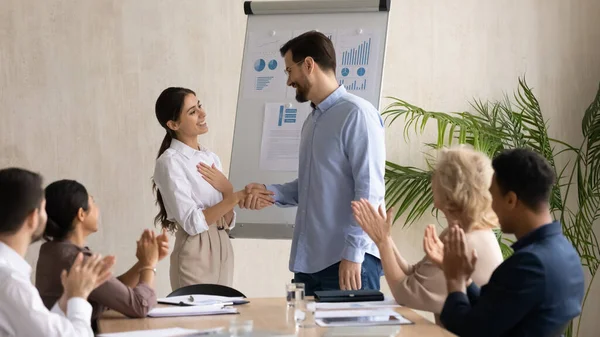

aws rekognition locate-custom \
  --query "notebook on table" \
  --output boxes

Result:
[314,290,384,303]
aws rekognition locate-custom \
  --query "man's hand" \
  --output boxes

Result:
[245,183,266,192]
[58,252,115,312]
[339,259,362,291]
[238,183,275,210]
[442,225,478,293]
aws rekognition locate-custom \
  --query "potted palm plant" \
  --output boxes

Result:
[382,78,600,337]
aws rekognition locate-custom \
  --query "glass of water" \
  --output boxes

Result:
[286,282,305,307]
[228,318,253,336]
[294,295,316,329]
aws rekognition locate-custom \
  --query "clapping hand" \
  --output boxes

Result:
[156,228,170,261]
[58,252,115,312]
[442,225,478,292]
[350,198,392,246]
[136,229,159,268]
[423,225,444,268]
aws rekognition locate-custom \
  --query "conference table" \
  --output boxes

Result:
[98,298,456,336]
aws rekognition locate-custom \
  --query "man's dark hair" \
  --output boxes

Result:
[492,148,555,210]
[0,168,44,235]
[280,31,336,72]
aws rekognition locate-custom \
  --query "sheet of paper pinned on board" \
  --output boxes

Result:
[259,102,311,171]
[242,30,292,99]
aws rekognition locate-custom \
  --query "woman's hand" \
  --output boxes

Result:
[351,198,392,246]
[197,163,234,194]
[136,230,159,267]
[156,228,170,261]
[423,224,444,268]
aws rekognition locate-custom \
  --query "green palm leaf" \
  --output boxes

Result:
[384,162,433,226]
[581,82,600,187]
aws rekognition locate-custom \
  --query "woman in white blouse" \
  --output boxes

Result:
[152,87,272,290]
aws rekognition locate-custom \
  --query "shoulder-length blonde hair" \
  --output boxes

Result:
[433,145,498,230]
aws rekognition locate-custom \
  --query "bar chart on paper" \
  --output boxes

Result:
[278,105,298,126]
[256,76,274,91]
[339,78,367,91]
[335,32,378,94]
[341,38,371,66]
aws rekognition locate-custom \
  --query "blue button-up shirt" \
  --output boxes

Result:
[268,86,386,274]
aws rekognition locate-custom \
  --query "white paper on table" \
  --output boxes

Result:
[157,295,248,306]
[97,327,224,337]
[308,297,400,311]
[314,309,412,327]
[242,31,292,98]
[259,102,311,171]
[147,305,238,318]
[322,326,401,337]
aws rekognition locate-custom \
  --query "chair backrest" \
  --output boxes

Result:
[551,322,570,337]
[167,283,247,298]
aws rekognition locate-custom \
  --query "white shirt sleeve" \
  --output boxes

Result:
[50,301,67,317]
[1,277,93,337]
[228,211,237,230]
[154,156,210,236]
[213,154,236,230]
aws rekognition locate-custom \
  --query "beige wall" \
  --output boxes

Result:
[1,0,599,335]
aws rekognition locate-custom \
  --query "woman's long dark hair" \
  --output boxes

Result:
[44,180,90,241]
[152,87,195,232]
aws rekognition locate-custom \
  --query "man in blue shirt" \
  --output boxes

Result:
[242,31,385,295]
[439,148,584,337]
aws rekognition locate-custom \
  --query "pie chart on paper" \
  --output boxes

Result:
[254,59,266,72]
[268,59,278,70]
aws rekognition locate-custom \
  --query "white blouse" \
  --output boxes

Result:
[153,138,236,236]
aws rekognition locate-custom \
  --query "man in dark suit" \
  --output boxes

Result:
[439,148,584,337]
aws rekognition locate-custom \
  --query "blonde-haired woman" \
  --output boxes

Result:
[351,146,503,324]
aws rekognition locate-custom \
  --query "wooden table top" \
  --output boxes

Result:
[98,298,455,336]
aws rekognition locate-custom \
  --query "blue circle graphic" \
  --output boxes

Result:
[341,68,350,77]
[357,67,366,76]
[268,59,278,70]
[254,59,266,72]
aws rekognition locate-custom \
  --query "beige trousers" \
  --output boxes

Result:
[169,218,234,291]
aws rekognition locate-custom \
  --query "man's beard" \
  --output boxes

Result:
[31,214,46,243]
[295,89,308,103]
[294,80,310,103]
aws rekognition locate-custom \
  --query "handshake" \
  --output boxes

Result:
[237,183,276,210]
[196,164,274,210]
